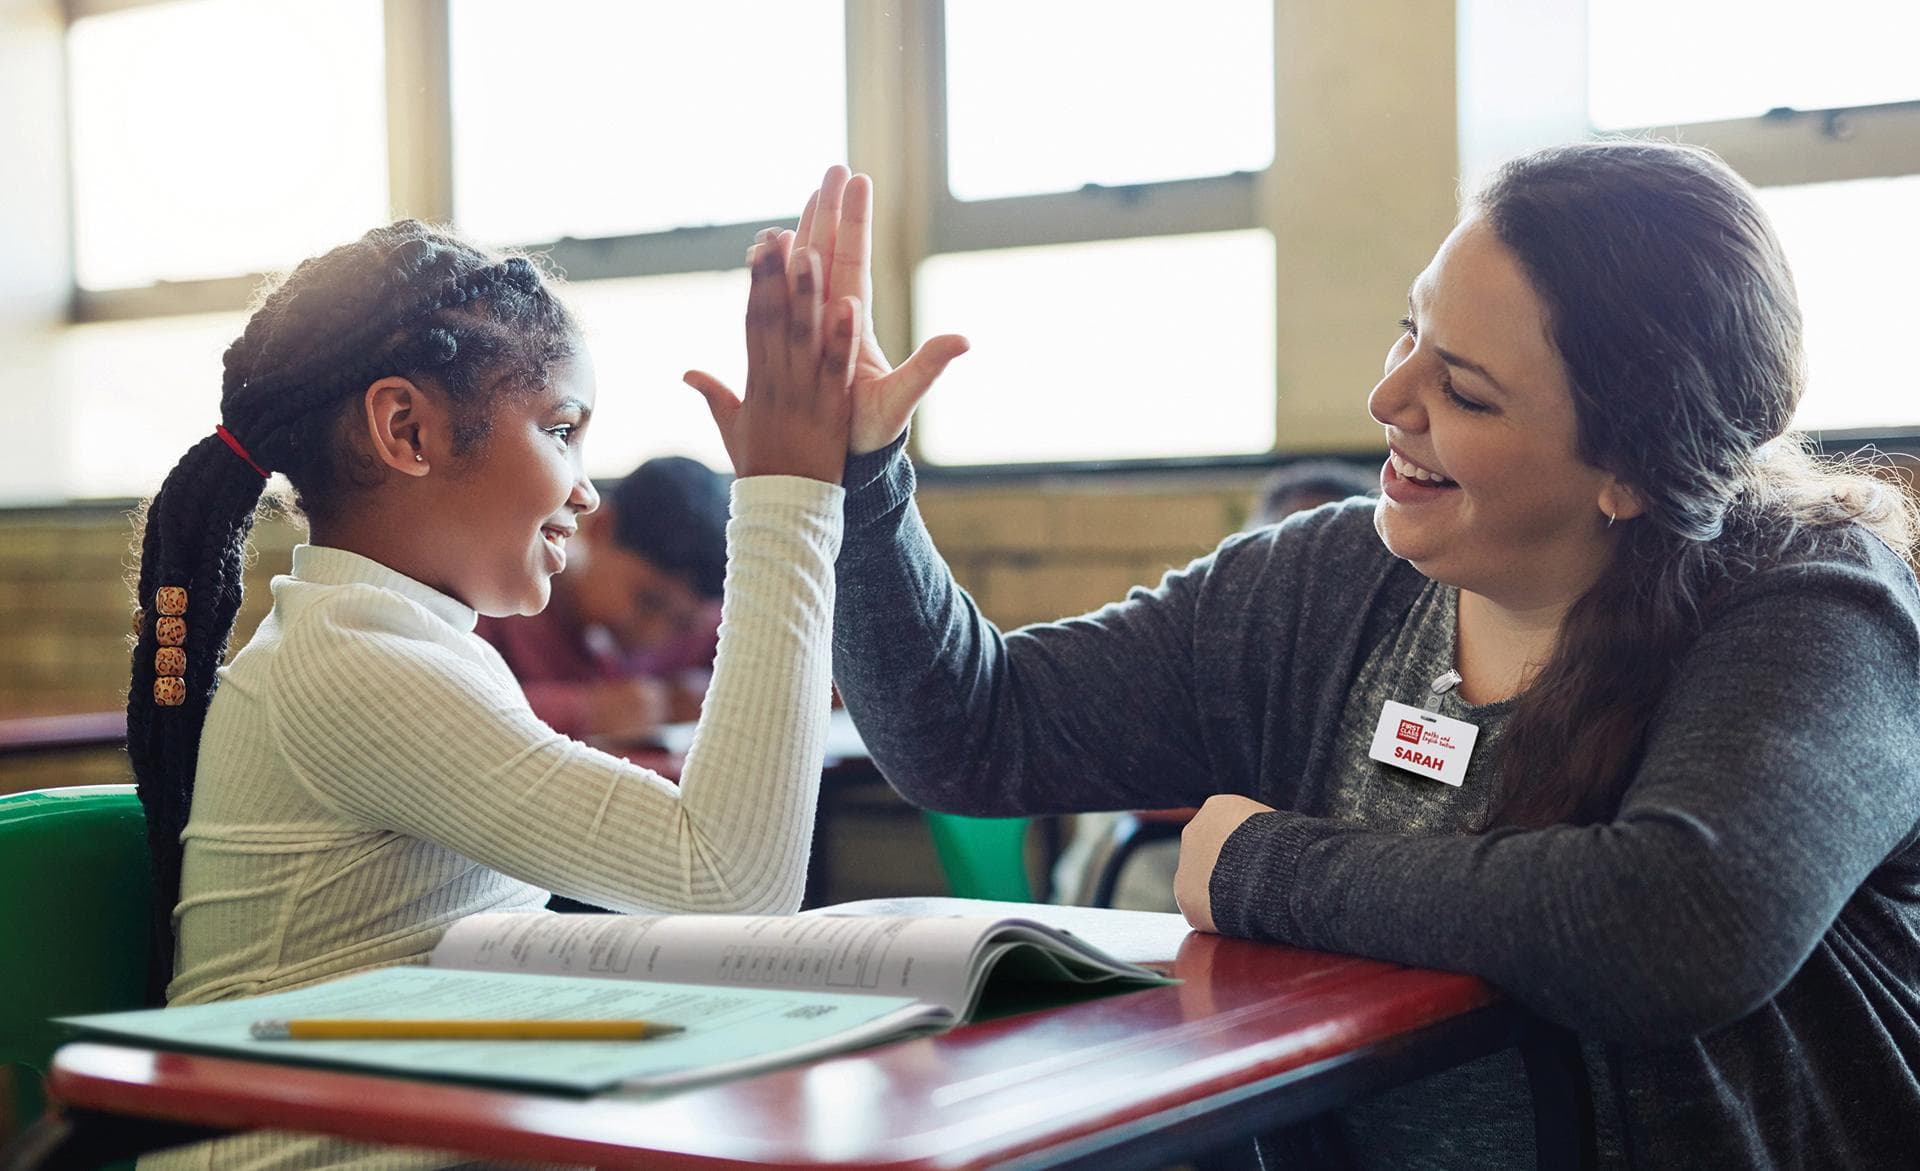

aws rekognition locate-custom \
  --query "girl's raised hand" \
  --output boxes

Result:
[795,166,969,455]
[685,231,859,484]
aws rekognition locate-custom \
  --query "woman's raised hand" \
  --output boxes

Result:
[685,231,858,484]
[794,166,969,455]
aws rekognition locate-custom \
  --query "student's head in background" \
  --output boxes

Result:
[1249,460,1379,528]
[557,456,730,654]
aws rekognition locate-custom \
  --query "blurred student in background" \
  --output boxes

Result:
[477,455,728,751]
[1249,459,1384,528]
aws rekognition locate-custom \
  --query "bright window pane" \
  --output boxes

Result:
[451,0,845,243]
[914,232,1275,464]
[57,312,249,499]
[944,0,1273,201]
[1765,177,1920,432]
[1589,1,1920,129]
[559,273,739,478]
[67,0,388,289]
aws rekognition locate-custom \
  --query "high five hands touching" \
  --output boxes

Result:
[687,166,970,467]
[686,232,858,484]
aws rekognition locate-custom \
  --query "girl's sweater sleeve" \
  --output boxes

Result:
[1212,538,1920,1045]
[269,476,841,915]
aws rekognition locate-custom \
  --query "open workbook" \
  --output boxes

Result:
[60,911,1175,1095]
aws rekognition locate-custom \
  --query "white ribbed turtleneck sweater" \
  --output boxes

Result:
[169,476,842,1009]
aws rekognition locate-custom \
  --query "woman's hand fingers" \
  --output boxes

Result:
[794,190,820,258]
[1173,795,1277,934]
[808,166,850,299]
[849,332,970,455]
[833,173,874,319]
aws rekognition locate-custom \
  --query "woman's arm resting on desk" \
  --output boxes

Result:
[1175,795,1276,932]
[1203,543,1920,1045]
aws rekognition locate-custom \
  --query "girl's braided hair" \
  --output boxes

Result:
[127,220,578,999]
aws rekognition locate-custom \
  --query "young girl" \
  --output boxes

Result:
[129,220,856,1168]
[793,146,1920,1168]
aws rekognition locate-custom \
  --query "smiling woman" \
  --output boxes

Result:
[824,143,1920,1168]
[1369,213,1634,632]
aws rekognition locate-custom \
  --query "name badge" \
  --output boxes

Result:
[1368,700,1480,788]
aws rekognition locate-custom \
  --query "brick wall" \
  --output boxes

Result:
[0,474,1268,793]
[919,475,1264,628]
[0,506,303,793]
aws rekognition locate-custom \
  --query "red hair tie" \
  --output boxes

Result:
[215,425,269,479]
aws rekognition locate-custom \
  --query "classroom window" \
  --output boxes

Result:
[448,0,845,246]
[916,0,1277,464]
[914,231,1277,465]
[1763,176,1920,433]
[31,1,1920,504]
[1587,0,1920,129]
[56,312,251,500]
[942,0,1274,202]
[557,272,740,477]
[66,0,389,290]
[1576,0,1920,435]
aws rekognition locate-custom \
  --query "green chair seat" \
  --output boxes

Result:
[0,785,152,1128]
[923,810,1034,902]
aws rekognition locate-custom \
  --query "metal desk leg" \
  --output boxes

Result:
[1517,1017,1597,1171]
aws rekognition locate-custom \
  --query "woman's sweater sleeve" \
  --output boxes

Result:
[832,438,1221,815]
[1212,540,1920,1045]
[268,476,841,916]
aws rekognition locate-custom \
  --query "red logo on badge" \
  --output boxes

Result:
[1395,719,1424,745]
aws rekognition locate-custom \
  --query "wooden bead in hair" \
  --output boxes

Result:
[153,676,187,707]
[155,616,187,647]
[154,647,186,676]
[155,586,189,615]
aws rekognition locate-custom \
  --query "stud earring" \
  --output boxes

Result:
[414,453,426,463]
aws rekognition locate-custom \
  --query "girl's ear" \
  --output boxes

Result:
[362,377,437,478]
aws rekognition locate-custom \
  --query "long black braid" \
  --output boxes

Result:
[128,221,578,1001]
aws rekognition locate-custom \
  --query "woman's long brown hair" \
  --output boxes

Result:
[1475,141,1913,828]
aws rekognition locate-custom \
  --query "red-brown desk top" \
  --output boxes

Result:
[48,899,1498,1170]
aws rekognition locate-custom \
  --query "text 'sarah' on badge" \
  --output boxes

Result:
[1368,699,1480,787]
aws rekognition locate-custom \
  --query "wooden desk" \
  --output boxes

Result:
[24,900,1593,1170]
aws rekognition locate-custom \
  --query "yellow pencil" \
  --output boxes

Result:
[249,1018,686,1041]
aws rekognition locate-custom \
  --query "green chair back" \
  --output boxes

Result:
[0,785,152,1127]
[923,811,1034,902]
